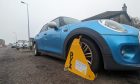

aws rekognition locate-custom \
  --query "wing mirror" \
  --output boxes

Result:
[47,22,58,29]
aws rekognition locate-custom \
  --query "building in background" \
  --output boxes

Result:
[0,39,5,47]
[83,4,135,27]
[131,17,140,28]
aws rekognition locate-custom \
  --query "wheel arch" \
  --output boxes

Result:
[63,28,112,68]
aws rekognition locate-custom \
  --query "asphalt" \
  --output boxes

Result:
[0,47,140,84]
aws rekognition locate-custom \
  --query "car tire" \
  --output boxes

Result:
[80,38,102,72]
[34,44,41,56]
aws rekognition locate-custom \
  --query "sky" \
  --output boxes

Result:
[0,0,140,44]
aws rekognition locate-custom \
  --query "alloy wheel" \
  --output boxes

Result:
[80,42,93,65]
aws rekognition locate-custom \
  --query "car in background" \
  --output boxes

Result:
[34,16,140,72]
[23,41,29,48]
[11,43,17,48]
[16,40,29,50]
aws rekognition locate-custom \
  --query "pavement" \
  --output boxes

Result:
[0,47,140,84]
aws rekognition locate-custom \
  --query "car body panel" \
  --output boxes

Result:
[35,31,46,50]
[102,35,140,64]
[43,28,62,55]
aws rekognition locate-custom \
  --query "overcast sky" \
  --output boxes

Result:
[0,0,140,44]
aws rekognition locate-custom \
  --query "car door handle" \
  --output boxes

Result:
[44,34,47,35]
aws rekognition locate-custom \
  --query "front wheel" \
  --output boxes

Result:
[33,44,41,56]
[80,38,102,72]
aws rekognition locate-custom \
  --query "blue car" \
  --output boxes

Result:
[34,16,140,72]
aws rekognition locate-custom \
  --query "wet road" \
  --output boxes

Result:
[0,47,140,84]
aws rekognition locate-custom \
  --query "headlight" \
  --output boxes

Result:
[99,19,127,32]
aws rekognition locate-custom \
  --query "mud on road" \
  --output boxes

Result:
[0,47,140,84]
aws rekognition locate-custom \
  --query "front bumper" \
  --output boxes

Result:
[102,34,140,70]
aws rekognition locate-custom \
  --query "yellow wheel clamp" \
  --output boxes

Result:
[64,37,96,80]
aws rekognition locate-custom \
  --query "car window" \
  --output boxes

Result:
[63,17,80,25]
[40,24,48,32]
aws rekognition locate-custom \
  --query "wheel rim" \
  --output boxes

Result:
[80,42,93,65]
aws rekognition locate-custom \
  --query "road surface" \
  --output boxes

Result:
[0,47,140,84]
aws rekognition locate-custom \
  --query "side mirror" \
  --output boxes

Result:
[47,22,58,29]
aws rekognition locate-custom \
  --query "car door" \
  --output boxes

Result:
[43,18,62,55]
[35,24,48,51]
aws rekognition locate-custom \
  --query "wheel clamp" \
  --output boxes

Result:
[64,38,96,80]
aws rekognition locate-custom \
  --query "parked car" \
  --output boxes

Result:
[16,40,29,50]
[34,16,140,72]
[23,41,29,49]
[11,43,17,48]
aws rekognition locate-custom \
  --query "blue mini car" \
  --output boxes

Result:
[34,16,140,72]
